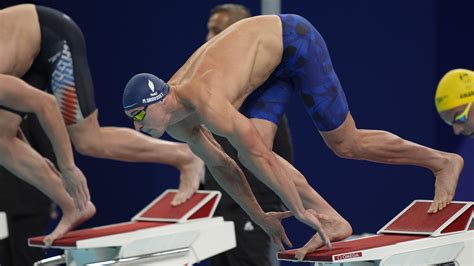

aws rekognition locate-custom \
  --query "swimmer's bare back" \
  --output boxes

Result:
[169,15,283,108]
[0,4,40,77]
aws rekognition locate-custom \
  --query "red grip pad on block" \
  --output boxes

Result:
[379,201,473,236]
[29,221,170,247]
[441,205,474,234]
[189,194,219,220]
[133,190,221,222]
[139,192,208,220]
[384,202,464,234]
[278,234,425,262]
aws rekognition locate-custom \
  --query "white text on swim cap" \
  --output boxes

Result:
[142,92,164,104]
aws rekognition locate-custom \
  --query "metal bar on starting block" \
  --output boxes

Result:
[33,254,66,266]
[85,247,190,265]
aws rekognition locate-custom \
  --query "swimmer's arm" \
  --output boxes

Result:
[195,96,309,219]
[0,74,76,172]
[0,75,89,210]
[167,122,266,222]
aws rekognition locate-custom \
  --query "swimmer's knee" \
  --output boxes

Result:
[338,217,352,236]
[327,133,362,160]
[73,139,91,156]
[0,136,20,160]
[331,144,356,159]
[0,116,23,139]
[334,217,352,240]
[322,214,352,240]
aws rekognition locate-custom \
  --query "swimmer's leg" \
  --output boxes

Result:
[295,18,461,215]
[320,113,463,214]
[0,111,95,246]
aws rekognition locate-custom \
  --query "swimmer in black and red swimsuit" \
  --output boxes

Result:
[0,4,205,246]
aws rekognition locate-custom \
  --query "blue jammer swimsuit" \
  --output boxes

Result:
[240,14,349,131]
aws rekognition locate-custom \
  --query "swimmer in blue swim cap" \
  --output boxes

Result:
[123,73,176,137]
[122,14,463,260]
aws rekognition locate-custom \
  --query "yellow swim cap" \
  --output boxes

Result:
[435,69,474,112]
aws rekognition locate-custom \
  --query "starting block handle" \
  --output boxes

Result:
[33,254,66,266]
[85,247,190,265]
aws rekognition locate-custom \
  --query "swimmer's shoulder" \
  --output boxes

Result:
[174,81,210,110]
[0,4,35,14]
[229,15,281,34]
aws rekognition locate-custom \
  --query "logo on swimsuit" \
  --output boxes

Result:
[48,52,61,64]
[334,252,362,261]
[52,42,73,83]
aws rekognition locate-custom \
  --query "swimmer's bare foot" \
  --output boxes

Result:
[171,154,205,206]
[43,201,96,246]
[429,153,464,214]
[295,211,352,261]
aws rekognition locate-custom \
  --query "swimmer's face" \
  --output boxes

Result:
[206,11,231,41]
[439,102,474,137]
[125,103,169,138]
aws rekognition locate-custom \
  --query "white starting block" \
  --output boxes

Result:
[278,200,474,265]
[29,190,236,266]
[0,211,8,240]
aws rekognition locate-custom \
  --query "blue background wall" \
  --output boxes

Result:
[5,0,474,263]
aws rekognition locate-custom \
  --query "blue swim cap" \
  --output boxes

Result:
[122,73,169,111]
